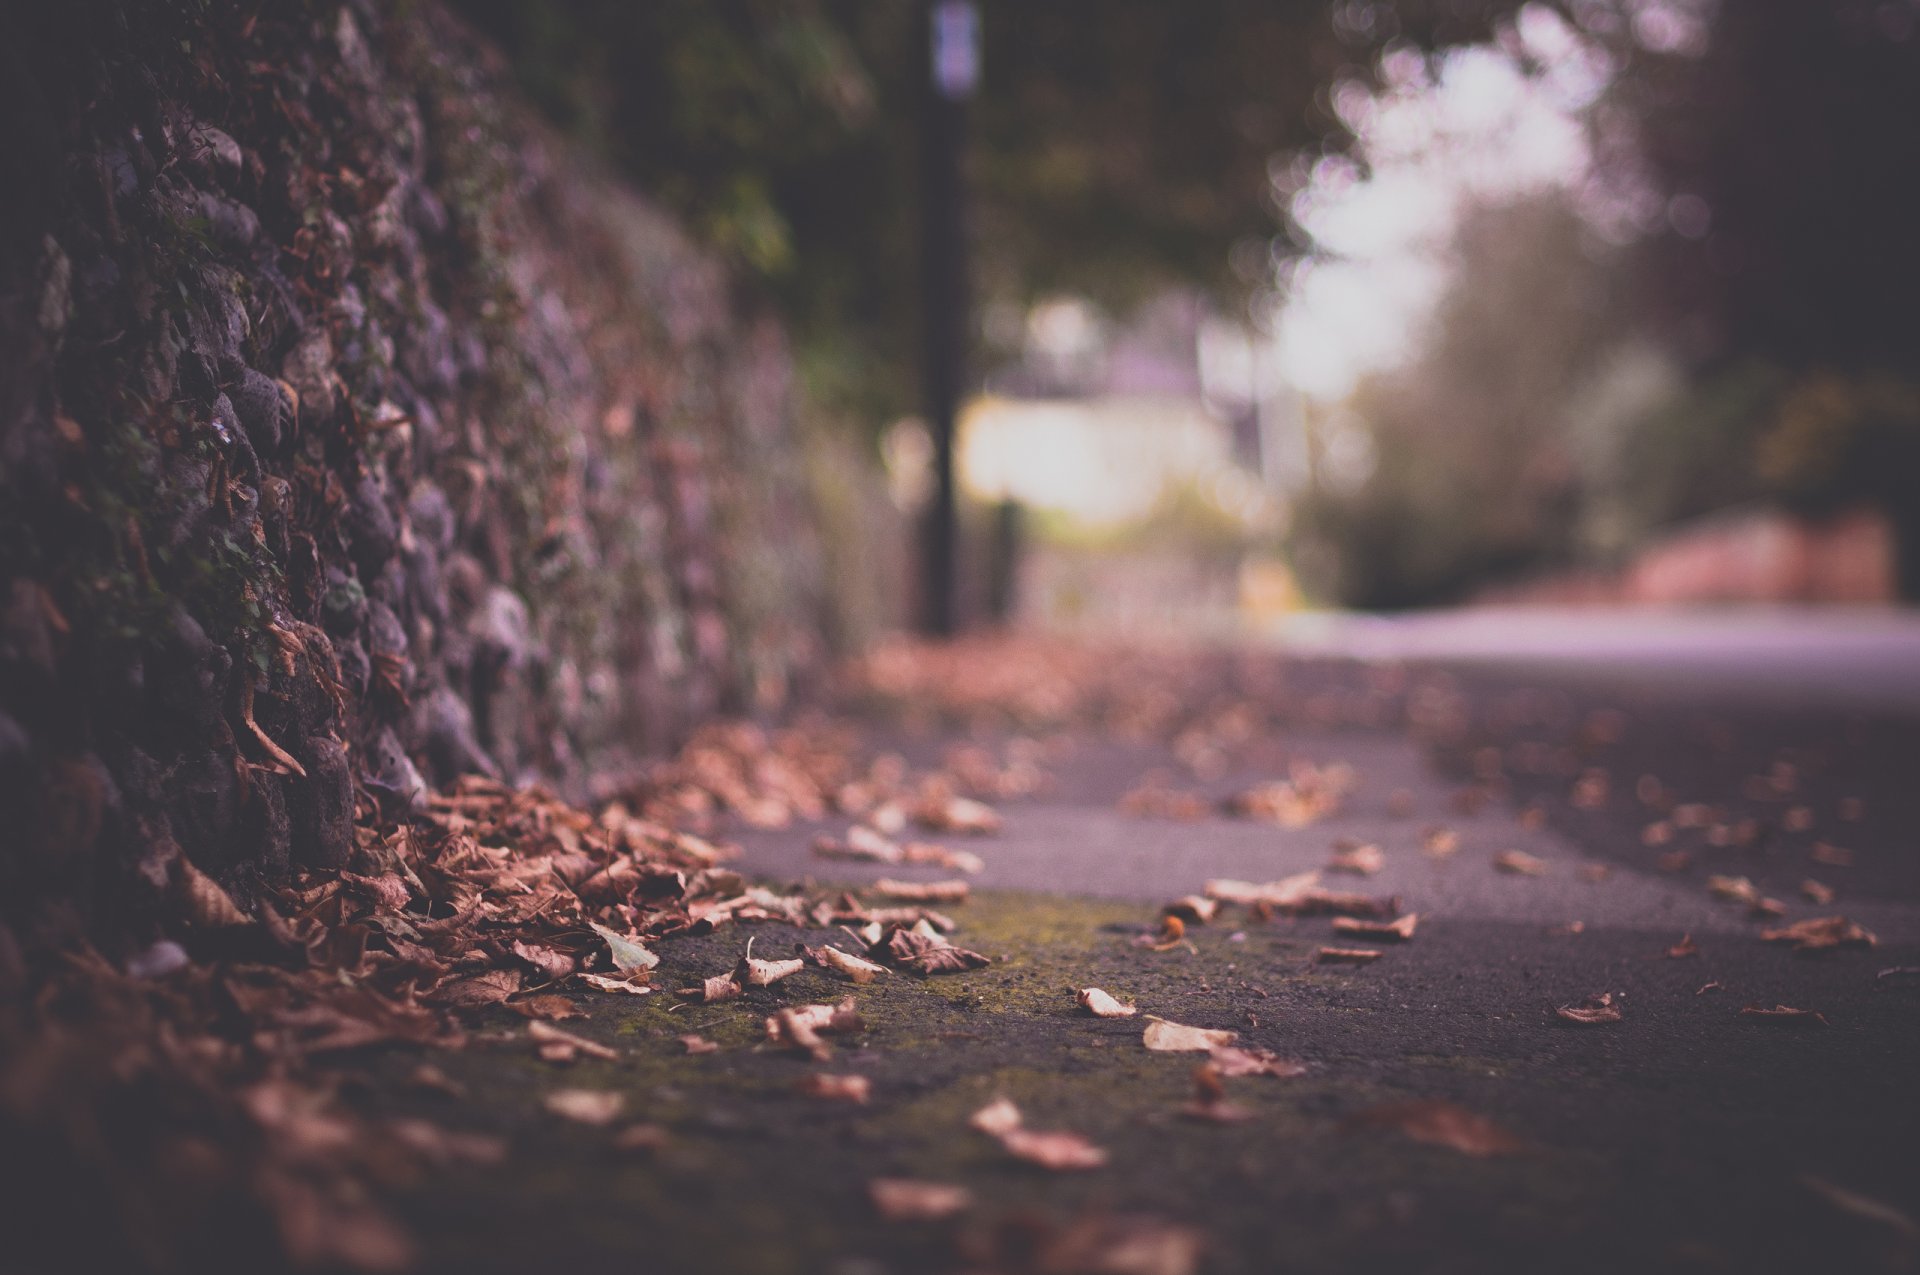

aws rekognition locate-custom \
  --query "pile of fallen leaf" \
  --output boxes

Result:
[0,713,1013,1273]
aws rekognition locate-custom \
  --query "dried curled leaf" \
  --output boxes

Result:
[809,943,888,984]
[1180,1063,1251,1123]
[969,1096,1025,1137]
[1315,946,1383,965]
[900,842,985,874]
[576,972,652,996]
[916,793,1001,835]
[676,974,743,1003]
[1142,1019,1238,1052]
[1327,842,1384,875]
[1162,895,1220,925]
[1205,872,1321,908]
[872,878,970,904]
[1000,1127,1109,1170]
[1739,1003,1828,1026]
[797,1073,871,1103]
[588,921,659,972]
[1759,916,1876,954]
[1555,992,1622,1025]
[1077,987,1137,1018]
[737,937,807,987]
[1346,1101,1526,1156]
[1706,875,1760,906]
[1332,913,1417,942]
[527,1019,618,1061]
[1207,1045,1306,1078]
[1492,850,1547,876]
[869,1178,973,1222]
[1799,878,1835,905]
[543,1089,625,1125]
[173,855,254,929]
[877,927,990,975]
[679,1034,719,1055]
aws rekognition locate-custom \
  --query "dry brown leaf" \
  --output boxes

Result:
[1315,946,1384,965]
[871,878,970,903]
[527,1020,617,1060]
[1332,913,1417,942]
[388,1118,508,1167]
[575,973,652,996]
[811,943,887,984]
[1421,826,1460,859]
[1811,841,1854,867]
[1760,916,1876,954]
[1162,895,1220,924]
[737,937,808,987]
[1327,842,1384,875]
[797,1073,871,1103]
[878,927,991,975]
[1179,1064,1251,1123]
[1665,934,1699,959]
[543,1089,625,1124]
[1207,1045,1307,1078]
[435,968,522,1007]
[1555,992,1622,1025]
[1492,850,1547,876]
[613,1123,670,1152]
[869,1178,973,1222]
[1696,981,1724,995]
[172,855,253,928]
[969,1096,1025,1137]
[1077,987,1137,1018]
[1204,871,1321,908]
[675,974,744,1002]
[510,941,575,982]
[900,842,986,874]
[679,1034,719,1055]
[916,794,1001,835]
[1142,1019,1238,1052]
[510,994,583,1020]
[999,1127,1109,1171]
[1347,1100,1526,1156]
[1799,878,1836,905]
[1706,875,1760,905]
[769,1007,832,1060]
[1740,1003,1828,1026]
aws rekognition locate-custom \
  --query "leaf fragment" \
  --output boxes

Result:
[527,1019,618,1061]
[1739,1003,1828,1026]
[1492,850,1547,876]
[1315,946,1383,965]
[1207,1045,1306,1078]
[1076,987,1137,1018]
[872,878,970,903]
[588,921,659,972]
[1346,1100,1526,1156]
[1332,913,1417,942]
[810,943,888,983]
[1142,1019,1238,1052]
[1759,915,1876,954]
[543,1089,625,1125]
[1555,992,1622,1025]
[1326,842,1384,875]
[736,937,807,986]
[797,1073,871,1103]
[869,1178,973,1222]
[576,972,652,995]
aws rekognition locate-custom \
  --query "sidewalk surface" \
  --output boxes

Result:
[370,622,1920,1275]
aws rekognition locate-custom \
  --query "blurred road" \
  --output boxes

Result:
[1268,605,1920,710]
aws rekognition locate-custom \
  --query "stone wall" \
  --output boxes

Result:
[0,1,828,937]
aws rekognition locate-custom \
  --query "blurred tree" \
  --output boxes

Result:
[1289,194,1620,607]
[447,0,1523,435]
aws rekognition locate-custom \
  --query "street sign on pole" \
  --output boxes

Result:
[918,1,977,636]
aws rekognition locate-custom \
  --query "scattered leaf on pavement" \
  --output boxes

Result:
[1143,1019,1239,1052]
[870,1178,973,1222]
[1077,987,1137,1018]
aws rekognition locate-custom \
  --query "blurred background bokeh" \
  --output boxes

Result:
[454,0,1920,638]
